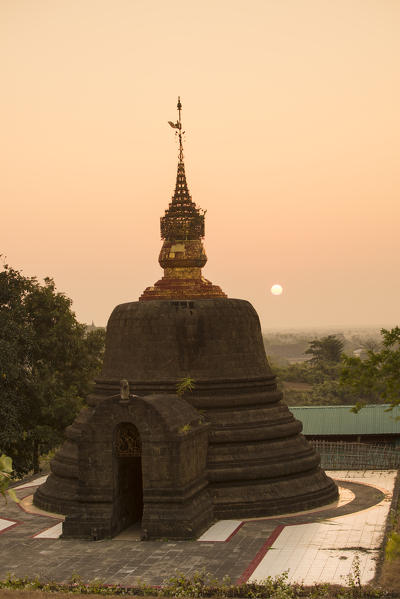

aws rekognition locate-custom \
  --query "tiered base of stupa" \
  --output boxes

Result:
[34,298,338,535]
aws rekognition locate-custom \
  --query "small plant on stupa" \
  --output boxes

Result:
[179,423,192,434]
[176,376,195,397]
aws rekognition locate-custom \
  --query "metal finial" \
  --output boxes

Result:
[168,96,185,163]
[177,97,184,162]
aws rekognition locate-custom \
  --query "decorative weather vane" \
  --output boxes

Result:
[168,96,185,163]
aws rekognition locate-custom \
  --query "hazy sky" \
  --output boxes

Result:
[1,0,399,329]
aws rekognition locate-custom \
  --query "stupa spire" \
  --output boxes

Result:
[139,98,226,301]
[163,98,205,240]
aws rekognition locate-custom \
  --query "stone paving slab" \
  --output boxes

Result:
[248,471,397,586]
[0,518,19,534]
[198,520,243,542]
[0,471,396,586]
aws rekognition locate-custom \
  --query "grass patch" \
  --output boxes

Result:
[380,494,400,594]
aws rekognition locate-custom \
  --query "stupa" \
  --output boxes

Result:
[34,98,338,540]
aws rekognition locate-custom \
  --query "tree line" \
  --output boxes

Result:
[272,331,400,409]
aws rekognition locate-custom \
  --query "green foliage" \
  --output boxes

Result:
[272,333,395,407]
[176,376,195,397]
[0,453,19,503]
[273,362,317,384]
[273,341,358,406]
[300,380,359,406]
[162,570,218,597]
[385,532,400,562]
[305,335,344,366]
[341,327,400,410]
[0,570,389,597]
[0,261,105,475]
[162,570,296,598]
[179,423,192,434]
[385,501,400,563]
[345,555,362,596]
[275,336,346,389]
[359,338,382,353]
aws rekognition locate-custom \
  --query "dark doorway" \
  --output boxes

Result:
[113,423,143,534]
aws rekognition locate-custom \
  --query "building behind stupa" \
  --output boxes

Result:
[34,98,338,540]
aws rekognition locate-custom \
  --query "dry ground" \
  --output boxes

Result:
[380,564,400,594]
[379,538,400,592]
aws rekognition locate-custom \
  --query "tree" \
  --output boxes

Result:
[299,379,359,406]
[360,337,382,353]
[0,262,105,475]
[305,335,344,367]
[341,327,400,410]
[0,454,18,503]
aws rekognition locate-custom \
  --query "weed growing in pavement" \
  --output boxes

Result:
[345,555,362,596]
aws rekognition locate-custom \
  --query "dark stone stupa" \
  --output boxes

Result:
[34,98,338,540]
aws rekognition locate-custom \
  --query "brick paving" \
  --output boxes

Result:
[0,472,394,587]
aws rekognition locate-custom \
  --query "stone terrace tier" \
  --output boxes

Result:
[37,299,337,521]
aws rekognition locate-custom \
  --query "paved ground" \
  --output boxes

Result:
[0,470,396,587]
[248,471,397,585]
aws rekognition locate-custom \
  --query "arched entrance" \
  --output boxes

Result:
[61,394,212,540]
[113,422,143,534]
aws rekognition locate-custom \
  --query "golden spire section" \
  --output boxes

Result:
[162,97,204,241]
[139,98,226,301]
[168,96,185,163]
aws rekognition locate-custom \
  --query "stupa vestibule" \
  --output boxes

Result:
[33,98,338,540]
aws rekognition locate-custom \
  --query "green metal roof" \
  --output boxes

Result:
[290,404,400,436]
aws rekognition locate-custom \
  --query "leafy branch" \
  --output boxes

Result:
[0,454,19,503]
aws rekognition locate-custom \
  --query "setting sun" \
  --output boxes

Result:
[271,284,283,296]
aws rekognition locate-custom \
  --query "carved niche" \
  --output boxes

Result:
[114,423,142,458]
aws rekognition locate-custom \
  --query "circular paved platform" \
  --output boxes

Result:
[0,471,396,587]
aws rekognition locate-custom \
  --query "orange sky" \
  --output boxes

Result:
[1,0,399,328]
